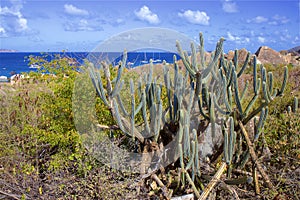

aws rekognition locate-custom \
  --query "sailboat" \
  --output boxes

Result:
[141,52,148,64]
[153,52,162,63]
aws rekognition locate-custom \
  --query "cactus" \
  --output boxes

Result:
[87,32,288,197]
[293,97,298,113]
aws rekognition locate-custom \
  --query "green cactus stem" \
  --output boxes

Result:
[233,71,243,115]
[240,80,249,102]
[253,56,258,94]
[233,49,238,70]
[191,42,199,72]
[237,51,250,77]
[199,32,205,70]
[176,41,196,78]
[278,66,288,96]
[293,97,298,113]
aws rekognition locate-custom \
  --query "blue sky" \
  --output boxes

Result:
[0,0,299,53]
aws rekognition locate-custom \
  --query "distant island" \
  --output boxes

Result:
[0,49,18,52]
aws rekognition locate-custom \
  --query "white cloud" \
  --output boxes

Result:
[135,6,160,25]
[178,10,210,25]
[292,36,299,45]
[258,36,265,43]
[247,16,268,23]
[226,32,251,45]
[222,0,238,13]
[64,19,103,32]
[0,1,30,37]
[0,27,6,37]
[268,15,289,25]
[227,32,240,41]
[64,4,89,16]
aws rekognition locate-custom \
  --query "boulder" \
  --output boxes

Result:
[288,46,300,56]
[225,48,249,64]
[255,46,287,65]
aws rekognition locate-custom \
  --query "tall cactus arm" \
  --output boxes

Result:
[260,65,267,83]
[243,94,258,117]
[278,66,288,96]
[262,82,270,103]
[102,61,112,94]
[202,38,224,79]
[185,140,195,171]
[111,80,124,97]
[142,89,150,136]
[219,70,232,112]
[112,50,127,85]
[195,72,202,98]
[253,56,258,94]
[240,80,249,102]
[112,98,145,143]
[174,55,179,90]
[89,67,109,107]
[237,51,250,77]
[232,71,243,116]
[176,41,196,77]
[228,117,236,164]
[154,103,163,142]
[163,64,173,121]
[199,32,206,70]
[213,94,231,115]
[253,107,268,142]
[223,121,229,163]
[226,62,234,88]
[116,93,129,116]
[233,49,238,70]
[191,42,199,72]
[209,93,216,137]
[130,79,135,139]
[267,72,273,94]
[197,95,210,120]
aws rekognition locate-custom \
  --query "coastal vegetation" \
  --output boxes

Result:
[0,35,299,199]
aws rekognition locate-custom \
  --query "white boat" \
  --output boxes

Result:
[29,64,40,69]
[141,52,148,64]
[0,75,8,82]
[152,52,161,63]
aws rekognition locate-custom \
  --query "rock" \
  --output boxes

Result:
[226,50,235,61]
[225,48,249,64]
[288,46,300,56]
[197,122,223,159]
[171,193,194,200]
[255,46,287,65]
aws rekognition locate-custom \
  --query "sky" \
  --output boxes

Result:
[0,0,299,53]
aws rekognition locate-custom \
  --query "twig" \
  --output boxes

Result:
[199,162,227,200]
[0,190,21,200]
[151,174,172,199]
[219,181,240,200]
[96,124,119,130]
[185,171,201,199]
[238,121,274,189]
[253,165,260,194]
[232,169,262,178]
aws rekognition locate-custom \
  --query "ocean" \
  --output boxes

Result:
[0,52,180,78]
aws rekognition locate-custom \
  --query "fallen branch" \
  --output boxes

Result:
[199,162,227,200]
[238,121,274,189]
